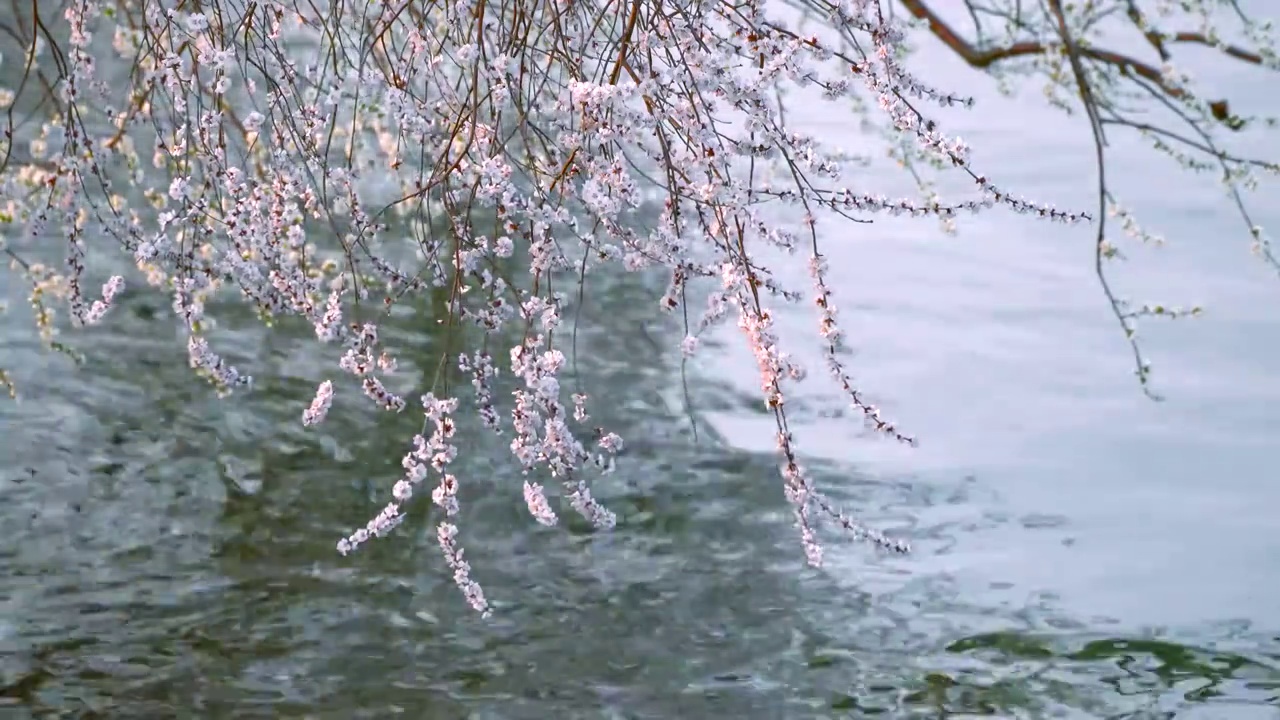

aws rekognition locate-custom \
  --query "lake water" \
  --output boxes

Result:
[2,6,1279,719]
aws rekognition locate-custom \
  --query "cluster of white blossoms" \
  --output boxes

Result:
[1,0,1275,614]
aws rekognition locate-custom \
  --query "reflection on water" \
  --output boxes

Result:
[3,252,1278,718]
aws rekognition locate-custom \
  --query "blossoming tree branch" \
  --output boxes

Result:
[0,0,1274,615]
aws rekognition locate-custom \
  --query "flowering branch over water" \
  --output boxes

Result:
[0,0,1275,614]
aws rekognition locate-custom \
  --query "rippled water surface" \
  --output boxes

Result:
[2,7,1280,719]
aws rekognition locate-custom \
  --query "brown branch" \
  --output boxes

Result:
[896,0,1264,110]
[1164,31,1264,64]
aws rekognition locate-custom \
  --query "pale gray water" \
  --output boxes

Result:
[2,6,1279,720]
[701,22,1280,622]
